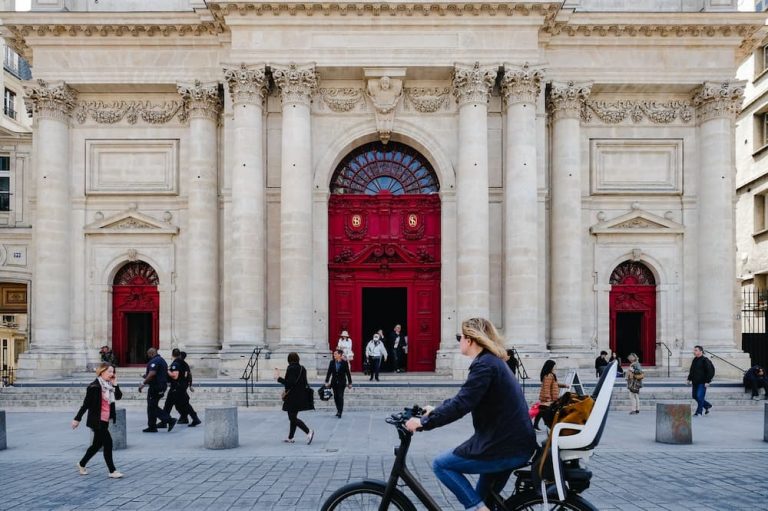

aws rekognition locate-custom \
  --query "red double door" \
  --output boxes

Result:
[609,283,656,366]
[328,192,441,372]
[112,263,159,366]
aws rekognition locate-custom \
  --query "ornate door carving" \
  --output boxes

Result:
[609,262,657,366]
[112,261,159,365]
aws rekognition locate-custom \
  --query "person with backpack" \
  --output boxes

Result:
[625,353,643,415]
[532,359,569,431]
[687,345,715,416]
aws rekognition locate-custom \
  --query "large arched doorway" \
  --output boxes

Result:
[328,141,441,372]
[112,261,159,366]
[609,261,657,366]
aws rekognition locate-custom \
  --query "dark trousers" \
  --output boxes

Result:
[163,387,198,420]
[147,387,171,428]
[332,384,346,415]
[748,379,768,397]
[79,421,116,473]
[395,348,406,371]
[369,357,382,380]
[287,410,309,439]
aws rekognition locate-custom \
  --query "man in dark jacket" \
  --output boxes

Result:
[139,347,176,432]
[325,349,353,418]
[687,345,715,416]
[165,349,202,427]
[744,365,768,399]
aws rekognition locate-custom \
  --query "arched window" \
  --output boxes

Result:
[609,261,655,286]
[114,261,159,286]
[330,141,439,195]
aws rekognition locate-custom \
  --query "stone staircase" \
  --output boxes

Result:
[0,372,763,411]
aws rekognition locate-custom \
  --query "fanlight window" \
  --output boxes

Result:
[609,261,655,286]
[114,261,159,286]
[331,142,439,195]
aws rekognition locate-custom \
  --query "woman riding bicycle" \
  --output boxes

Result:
[406,317,537,511]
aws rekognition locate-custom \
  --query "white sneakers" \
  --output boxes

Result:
[76,463,88,475]
[307,429,315,445]
[108,471,124,479]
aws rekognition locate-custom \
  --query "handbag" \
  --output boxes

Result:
[528,401,541,420]
[280,366,307,401]
[628,376,642,393]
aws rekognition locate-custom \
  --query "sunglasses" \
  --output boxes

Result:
[456,334,463,342]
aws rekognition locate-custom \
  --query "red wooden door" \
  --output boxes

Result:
[112,262,159,366]
[609,262,656,366]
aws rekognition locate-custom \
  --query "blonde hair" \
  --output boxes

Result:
[95,362,113,377]
[461,317,508,360]
[627,353,639,363]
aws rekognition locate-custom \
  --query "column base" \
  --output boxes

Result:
[15,348,89,379]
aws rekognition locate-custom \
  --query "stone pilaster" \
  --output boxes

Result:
[222,65,268,362]
[453,62,497,324]
[272,63,318,350]
[501,64,544,349]
[548,81,592,350]
[177,80,222,365]
[692,80,747,358]
[17,80,84,377]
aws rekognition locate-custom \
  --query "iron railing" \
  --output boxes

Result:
[741,288,768,368]
[656,341,672,378]
[1,366,15,386]
[241,346,268,407]
[703,349,746,375]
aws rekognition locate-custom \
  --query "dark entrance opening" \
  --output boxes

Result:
[362,287,407,372]
[615,312,643,363]
[125,312,153,365]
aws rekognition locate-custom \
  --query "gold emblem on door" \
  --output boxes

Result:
[408,214,418,228]
[351,214,362,227]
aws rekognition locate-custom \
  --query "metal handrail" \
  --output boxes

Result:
[509,348,529,393]
[241,346,267,408]
[703,349,747,375]
[656,341,672,378]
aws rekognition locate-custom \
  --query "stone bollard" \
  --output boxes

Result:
[108,408,127,450]
[204,406,238,450]
[655,403,692,444]
[0,410,6,450]
[764,403,768,443]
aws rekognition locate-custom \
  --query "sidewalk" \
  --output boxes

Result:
[1,407,766,510]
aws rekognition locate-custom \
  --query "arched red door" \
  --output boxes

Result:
[609,261,656,366]
[328,142,441,372]
[112,261,159,366]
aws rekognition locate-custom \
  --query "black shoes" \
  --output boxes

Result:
[142,427,158,433]
[167,418,178,432]
[189,418,202,427]
[335,413,342,418]
[177,418,190,424]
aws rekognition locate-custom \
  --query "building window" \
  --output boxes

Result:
[0,156,9,212]
[755,193,768,233]
[3,89,15,120]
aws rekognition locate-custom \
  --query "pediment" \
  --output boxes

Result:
[84,210,178,235]
[590,210,684,235]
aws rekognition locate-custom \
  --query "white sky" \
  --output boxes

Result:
[16,0,30,11]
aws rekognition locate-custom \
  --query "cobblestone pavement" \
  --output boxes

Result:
[1,406,766,510]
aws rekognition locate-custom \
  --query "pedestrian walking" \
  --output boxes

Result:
[336,330,354,364]
[744,365,768,399]
[389,324,407,372]
[626,353,643,414]
[325,349,352,418]
[532,359,569,431]
[365,333,387,381]
[275,352,314,444]
[72,362,124,479]
[138,347,176,433]
[687,345,715,416]
[165,349,201,427]
[594,350,608,377]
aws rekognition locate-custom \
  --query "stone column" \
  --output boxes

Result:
[177,81,222,359]
[692,81,745,353]
[453,62,497,323]
[222,64,268,355]
[17,80,80,378]
[272,63,318,348]
[548,81,592,350]
[501,64,544,348]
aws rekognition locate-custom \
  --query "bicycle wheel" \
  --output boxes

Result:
[321,481,417,511]
[504,491,598,511]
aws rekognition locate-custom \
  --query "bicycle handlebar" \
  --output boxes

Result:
[385,405,425,427]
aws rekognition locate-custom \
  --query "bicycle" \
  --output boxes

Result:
[320,405,598,511]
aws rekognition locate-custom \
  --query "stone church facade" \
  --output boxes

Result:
[0,0,763,378]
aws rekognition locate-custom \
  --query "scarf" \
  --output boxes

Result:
[97,376,116,404]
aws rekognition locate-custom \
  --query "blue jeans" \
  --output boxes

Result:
[692,383,711,415]
[432,450,531,510]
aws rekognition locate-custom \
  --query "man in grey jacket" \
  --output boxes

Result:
[365,334,388,382]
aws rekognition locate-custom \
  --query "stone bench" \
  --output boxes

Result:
[0,410,6,450]
[108,408,127,450]
[204,406,238,450]
[655,403,692,444]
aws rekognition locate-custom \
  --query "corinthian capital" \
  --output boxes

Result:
[224,64,268,106]
[452,62,498,106]
[501,63,545,107]
[271,63,318,107]
[691,81,746,123]
[177,80,222,121]
[23,79,77,122]
[548,81,593,121]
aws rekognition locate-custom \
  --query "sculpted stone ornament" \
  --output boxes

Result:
[501,63,545,106]
[223,64,268,105]
[74,100,187,125]
[581,99,693,124]
[405,87,451,113]
[548,81,593,121]
[271,63,318,106]
[319,88,364,112]
[692,81,746,123]
[452,62,498,106]
[366,76,404,143]
[177,80,222,121]
[23,79,77,122]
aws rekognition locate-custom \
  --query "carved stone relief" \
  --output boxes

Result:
[74,100,188,125]
[581,99,693,124]
[23,79,77,122]
[691,80,746,123]
[366,76,404,143]
[318,88,365,113]
[404,87,451,113]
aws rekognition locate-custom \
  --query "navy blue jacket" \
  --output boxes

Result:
[420,350,537,461]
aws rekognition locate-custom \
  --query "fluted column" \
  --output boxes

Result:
[548,81,592,350]
[177,81,222,353]
[273,63,317,347]
[453,62,497,323]
[501,64,544,348]
[223,64,268,351]
[24,80,76,353]
[693,81,744,350]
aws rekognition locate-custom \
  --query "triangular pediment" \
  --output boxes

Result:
[84,209,178,235]
[590,210,684,235]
